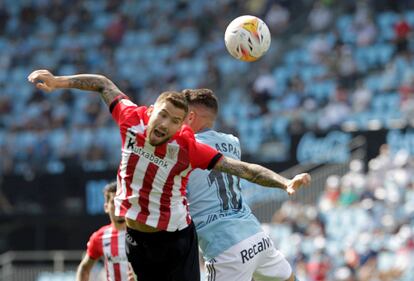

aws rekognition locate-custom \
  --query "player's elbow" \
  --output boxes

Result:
[94,75,114,93]
[77,263,89,273]
[98,74,110,83]
[76,265,91,281]
[78,259,93,273]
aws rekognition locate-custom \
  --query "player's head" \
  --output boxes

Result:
[182,88,218,133]
[103,181,125,225]
[147,91,188,146]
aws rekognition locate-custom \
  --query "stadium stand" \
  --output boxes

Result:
[262,147,414,281]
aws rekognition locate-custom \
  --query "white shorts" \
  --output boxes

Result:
[204,232,292,281]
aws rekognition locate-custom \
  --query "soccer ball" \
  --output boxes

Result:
[224,15,271,62]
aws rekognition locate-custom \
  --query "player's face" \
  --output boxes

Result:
[105,193,125,225]
[147,101,186,146]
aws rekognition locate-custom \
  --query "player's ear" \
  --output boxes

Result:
[104,202,109,214]
[186,111,196,124]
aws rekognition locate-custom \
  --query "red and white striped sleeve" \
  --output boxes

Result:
[182,126,223,170]
[109,94,139,126]
[86,230,104,260]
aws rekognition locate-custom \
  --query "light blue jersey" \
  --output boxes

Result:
[187,129,263,260]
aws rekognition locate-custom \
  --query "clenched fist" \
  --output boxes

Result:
[27,69,58,92]
[286,173,311,195]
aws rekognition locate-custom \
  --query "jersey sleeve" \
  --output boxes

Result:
[86,230,103,260]
[183,127,223,169]
[109,94,139,126]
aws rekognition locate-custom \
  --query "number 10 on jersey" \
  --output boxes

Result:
[208,170,242,211]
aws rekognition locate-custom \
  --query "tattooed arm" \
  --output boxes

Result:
[214,156,311,195]
[27,69,123,106]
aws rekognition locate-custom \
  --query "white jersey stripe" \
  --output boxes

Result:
[167,175,187,231]
[119,264,128,281]
[145,143,180,228]
[102,227,115,280]
[116,124,146,217]
[118,230,128,281]
[126,149,151,221]
[105,259,110,281]
[166,165,193,230]
[115,151,132,217]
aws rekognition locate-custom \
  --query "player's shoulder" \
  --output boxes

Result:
[90,224,112,240]
[120,104,149,126]
[197,130,240,144]
[177,125,196,140]
[119,98,137,108]
[127,105,147,118]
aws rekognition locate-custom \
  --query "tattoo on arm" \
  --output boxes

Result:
[66,75,124,106]
[214,157,289,189]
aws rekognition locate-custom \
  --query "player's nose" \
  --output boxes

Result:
[157,123,168,133]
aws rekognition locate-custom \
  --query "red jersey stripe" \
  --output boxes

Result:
[120,154,139,216]
[136,162,159,223]
[121,130,145,217]
[136,145,167,223]
[157,148,189,230]
[114,263,121,281]
[110,226,119,256]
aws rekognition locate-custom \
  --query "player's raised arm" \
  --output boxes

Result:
[214,156,311,195]
[27,69,124,106]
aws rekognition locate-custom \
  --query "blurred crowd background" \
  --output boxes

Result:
[266,145,414,281]
[1,0,412,175]
[1,0,414,280]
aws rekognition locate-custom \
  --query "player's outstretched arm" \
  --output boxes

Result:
[27,69,124,106]
[214,156,311,195]
[76,254,97,281]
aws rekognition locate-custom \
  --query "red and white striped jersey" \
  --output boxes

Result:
[86,224,129,281]
[110,96,222,231]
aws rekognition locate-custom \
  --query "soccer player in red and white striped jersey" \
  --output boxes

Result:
[28,70,311,281]
[76,182,136,281]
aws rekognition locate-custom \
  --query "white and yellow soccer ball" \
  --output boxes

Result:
[224,15,271,62]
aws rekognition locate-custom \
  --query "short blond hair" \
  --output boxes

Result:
[155,91,188,116]
[182,88,218,114]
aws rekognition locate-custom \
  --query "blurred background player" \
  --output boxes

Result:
[76,181,136,281]
[184,88,302,281]
[28,69,310,281]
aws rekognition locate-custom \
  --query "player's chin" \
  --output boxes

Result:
[116,218,126,224]
[115,217,125,224]
[149,135,169,146]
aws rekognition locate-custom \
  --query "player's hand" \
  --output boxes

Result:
[286,173,311,195]
[127,263,137,281]
[27,69,58,92]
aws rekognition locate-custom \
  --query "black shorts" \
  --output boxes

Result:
[126,222,200,281]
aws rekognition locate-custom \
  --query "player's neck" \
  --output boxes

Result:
[113,221,127,230]
[196,118,215,133]
[197,124,212,133]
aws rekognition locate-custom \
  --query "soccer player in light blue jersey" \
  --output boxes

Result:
[183,89,309,281]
